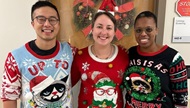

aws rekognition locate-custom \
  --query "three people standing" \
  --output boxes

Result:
[1,1,188,108]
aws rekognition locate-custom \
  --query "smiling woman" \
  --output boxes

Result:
[52,0,156,49]
[123,11,188,108]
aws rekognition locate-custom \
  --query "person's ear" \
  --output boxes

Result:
[155,27,159,35]
[31,21,34,27]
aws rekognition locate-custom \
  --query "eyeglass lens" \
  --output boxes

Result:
[34,16,59,25]
[135,27,153,34]
[95,88,115,96]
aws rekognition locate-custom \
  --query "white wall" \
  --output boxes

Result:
[0,0,37,107]
[0,0,37,69]
[165,0,190,65]
[157,0,190,65]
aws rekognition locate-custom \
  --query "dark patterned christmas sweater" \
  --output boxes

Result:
[123,45,188,108]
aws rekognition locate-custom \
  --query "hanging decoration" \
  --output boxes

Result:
[115,0,135,38]
[73,0,135,40]
[73,0,101,30]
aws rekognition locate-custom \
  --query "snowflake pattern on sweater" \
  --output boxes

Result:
[71,44,129,108]
[1,42,74,108]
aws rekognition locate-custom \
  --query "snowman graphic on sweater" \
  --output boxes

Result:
[87,71,118,108]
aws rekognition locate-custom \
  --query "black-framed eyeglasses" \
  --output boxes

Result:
[135,27,154,34]
[33,16,59,25]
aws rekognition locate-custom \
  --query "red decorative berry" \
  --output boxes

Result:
[122,13,127,18]
[76,11,80,16]
[115,14,120,20]
[141,67,145,72]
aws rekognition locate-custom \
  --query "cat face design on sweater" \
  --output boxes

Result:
[124,66,161,102]
[39,80,68,102]
[131,76,152,94]
[29,75,69,107]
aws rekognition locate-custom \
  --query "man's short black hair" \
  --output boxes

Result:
[31,1,60,21]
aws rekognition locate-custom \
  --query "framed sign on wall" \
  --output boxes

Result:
[172,17,190,42]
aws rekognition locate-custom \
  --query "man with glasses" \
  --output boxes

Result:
[1,1,75,108]
[123,11,188,108]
